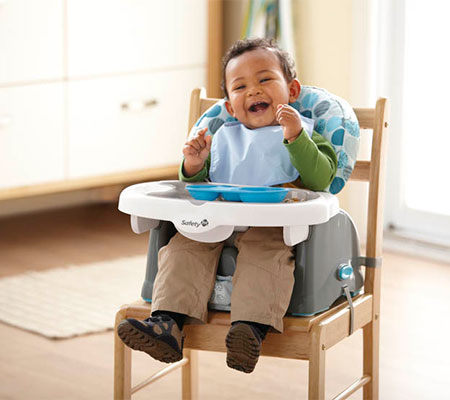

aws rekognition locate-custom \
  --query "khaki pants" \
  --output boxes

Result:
[152,227,295,332]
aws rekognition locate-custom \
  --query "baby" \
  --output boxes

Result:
[118,38,337,373]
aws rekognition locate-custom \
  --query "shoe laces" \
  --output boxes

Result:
[146,314,173,324]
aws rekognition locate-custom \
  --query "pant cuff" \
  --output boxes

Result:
[230,311,284,333]
[151,301,209,325]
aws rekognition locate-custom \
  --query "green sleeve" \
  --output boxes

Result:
[284,129,337,191]
[178,153,211,182]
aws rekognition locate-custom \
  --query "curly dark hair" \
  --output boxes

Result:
[221,38,297,98]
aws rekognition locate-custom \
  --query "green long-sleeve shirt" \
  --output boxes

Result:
[179,128,337,191]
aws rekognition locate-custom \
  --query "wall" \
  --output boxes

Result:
[292,0,353,100]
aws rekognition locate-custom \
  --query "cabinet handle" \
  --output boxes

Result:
[0,115,12,128]
[121,99,158,112]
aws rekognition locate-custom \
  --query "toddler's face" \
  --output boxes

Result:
[225,48,299,129]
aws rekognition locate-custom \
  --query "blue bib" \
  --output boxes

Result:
[209,118,313,186]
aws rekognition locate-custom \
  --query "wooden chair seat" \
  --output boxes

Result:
[116,291,372,358]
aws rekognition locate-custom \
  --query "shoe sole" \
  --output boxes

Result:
[117,320,182,363]
[226,324,261,373]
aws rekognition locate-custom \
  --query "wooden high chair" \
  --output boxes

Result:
[114,88,389,400]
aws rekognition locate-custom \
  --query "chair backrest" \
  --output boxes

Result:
[187,87,389,301]
[350,99,389,319]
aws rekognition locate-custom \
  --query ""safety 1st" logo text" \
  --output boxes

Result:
[181,219,209,228]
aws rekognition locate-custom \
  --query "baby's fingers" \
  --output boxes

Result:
[205,134,212,150]
[277,105,300,123]
[183,143,199,157]
[187,138,202,151]
[197,127,208,136]
[276,104,293,116]
[193,127,208,147]
[195,127,208,140]
[276,105,288,122]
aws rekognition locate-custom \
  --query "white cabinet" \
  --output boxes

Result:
[0,0,64,84]
[0,0,207,197]
[0,83,65,189]
[68,67,205,178]
[67,0,207,77]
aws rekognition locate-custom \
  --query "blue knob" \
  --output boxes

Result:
[338,264,353,280]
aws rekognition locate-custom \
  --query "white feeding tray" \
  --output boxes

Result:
[118,180,339,246]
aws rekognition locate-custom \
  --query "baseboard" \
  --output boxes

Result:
[384,231,450,265]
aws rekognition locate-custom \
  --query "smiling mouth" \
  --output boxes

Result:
[248,102,269,113]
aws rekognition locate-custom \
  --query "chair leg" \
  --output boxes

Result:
[308,325,326,400]
[363,320,380,400]
[182,349,198,400]
[114,312,132,400]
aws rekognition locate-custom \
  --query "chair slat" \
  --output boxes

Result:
[349,160,371,182]
[200,99,220,116]
[354,108,375,130]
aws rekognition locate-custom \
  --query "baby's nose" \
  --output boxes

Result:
[248,86,262,96]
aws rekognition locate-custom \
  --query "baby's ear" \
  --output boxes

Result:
[225,100,235,117]
[288,79,301,103]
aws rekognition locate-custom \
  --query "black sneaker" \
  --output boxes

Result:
[225,322,263,373]
[117,314,184,363]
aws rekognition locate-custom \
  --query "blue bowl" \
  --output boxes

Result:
[186,185,221,201]
[238,187,289,203]
[220,187,242,201]
[186,184,289,203]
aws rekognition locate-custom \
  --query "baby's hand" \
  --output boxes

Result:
[182,127,212,177]
[276,104,303,143]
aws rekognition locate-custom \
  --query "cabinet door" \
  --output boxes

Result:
[0,0,64,84]
[0,83,65,189]
[67,68,205,179]
[67,0,207,77]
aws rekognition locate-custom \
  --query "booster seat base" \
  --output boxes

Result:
[118,181,362,317]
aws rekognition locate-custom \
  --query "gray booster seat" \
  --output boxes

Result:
[121,85,363,316]
[140,209,363,317]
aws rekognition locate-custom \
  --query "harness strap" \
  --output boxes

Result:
[342,284,354,335]
[358,256,382,268]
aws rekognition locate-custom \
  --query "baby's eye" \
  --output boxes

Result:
[260,78,271,83]
[234,85,245,91]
